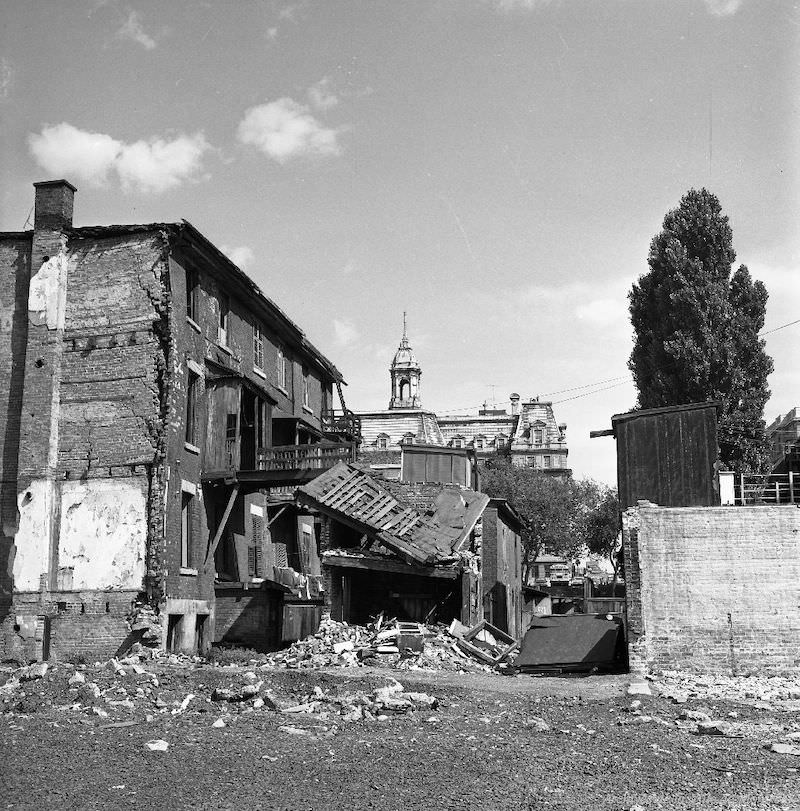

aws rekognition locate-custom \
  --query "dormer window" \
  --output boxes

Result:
[377,433,390,450]
[496,433,507,448]
[533,425,544,444]
[475,435,485,450]
[402,432,415,445]
[452,436,465,449]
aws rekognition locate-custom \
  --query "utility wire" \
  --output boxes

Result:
[759,318,800,337]
[551,380,632,405]
[432,317,794,416]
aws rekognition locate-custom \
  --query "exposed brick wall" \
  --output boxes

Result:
[214,586,281,651]
[626,503,800,676]
[0,237,30,600]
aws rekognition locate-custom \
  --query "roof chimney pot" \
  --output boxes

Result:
[33,180,76,230]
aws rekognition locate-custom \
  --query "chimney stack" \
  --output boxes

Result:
[33,180,76,230]
[510,393,520,416]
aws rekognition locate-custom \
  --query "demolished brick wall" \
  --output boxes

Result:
[625,502,800,676]
[0,219,172,662]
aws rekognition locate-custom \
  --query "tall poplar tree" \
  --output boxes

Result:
[628,188,773,473]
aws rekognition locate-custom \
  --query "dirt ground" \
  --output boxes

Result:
[2,661,799,811]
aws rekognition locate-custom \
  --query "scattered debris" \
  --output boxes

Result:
[16,662,49,682]
[144,739,169,752]
[768,742,800,756]
[259,617,495,673]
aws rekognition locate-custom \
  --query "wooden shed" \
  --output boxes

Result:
[594,402,721,509]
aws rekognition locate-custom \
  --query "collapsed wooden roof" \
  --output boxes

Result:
[296,462,489,566]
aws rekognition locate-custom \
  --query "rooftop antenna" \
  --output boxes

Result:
[402,310,407,340]
[488,384,497,408]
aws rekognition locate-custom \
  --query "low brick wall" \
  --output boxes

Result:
[625,503,800,676]
[1,590,139,662]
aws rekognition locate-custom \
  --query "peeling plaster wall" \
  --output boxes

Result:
[58,478,147,590]
[12,479,56,591]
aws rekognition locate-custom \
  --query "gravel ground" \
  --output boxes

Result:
[2,660,799,811]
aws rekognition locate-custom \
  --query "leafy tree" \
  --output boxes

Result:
[584,487,623,596]
[481,464,608,581]
[628,188,773,473]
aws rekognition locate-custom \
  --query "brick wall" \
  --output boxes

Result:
[626,503,800,676]
[0,237,30,601]
[214,586,281,651]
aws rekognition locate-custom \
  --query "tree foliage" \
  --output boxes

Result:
[628,188,773,473]
[481,464,611,579]
[584,487,622,594]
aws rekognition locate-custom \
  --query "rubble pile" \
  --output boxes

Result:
[212,675,438,723]
[259,617,493,673]
[0,657,439,728]
[655,670,800,705]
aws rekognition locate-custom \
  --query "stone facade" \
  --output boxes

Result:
[624,502,800,676]
[0,180,346,661]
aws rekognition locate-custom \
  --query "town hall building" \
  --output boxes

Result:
[356,323,570,474]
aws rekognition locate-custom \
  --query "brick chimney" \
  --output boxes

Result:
[33,180,76,230]
[510,393,520,416]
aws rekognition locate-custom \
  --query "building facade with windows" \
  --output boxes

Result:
[356,327,570,474]
[0,180,357,661]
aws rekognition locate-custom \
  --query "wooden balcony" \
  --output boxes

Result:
[257,442,356,473]
[321,409,362,442]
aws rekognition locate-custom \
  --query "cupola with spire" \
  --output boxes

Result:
[388,312,422,409]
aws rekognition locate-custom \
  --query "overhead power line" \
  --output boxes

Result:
[759,318,800,337]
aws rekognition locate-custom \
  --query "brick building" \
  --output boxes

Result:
[0,180,356,661]
[357,324,569,473]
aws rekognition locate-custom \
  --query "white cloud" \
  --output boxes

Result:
[237,97,343,164]
[116,133,210,193]
[116,10,157,49]
[702,0,744,16]
[221,245,255,269]
[28,123,210,193]
[28,123,121,186]
[308,77,339,111]
[333,318,359,347]
[575,298,629,327]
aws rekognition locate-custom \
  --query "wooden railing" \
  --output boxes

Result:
[257,442,356,472]
[720,471,798,505]
[321,409,362,441]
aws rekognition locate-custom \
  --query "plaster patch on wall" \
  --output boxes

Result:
[28,254,68,329]
[13,479,55,590]
[58,478,147,590]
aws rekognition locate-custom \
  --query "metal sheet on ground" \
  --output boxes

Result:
[515,614,623,670]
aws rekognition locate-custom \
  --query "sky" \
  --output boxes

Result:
[1,0,798,485]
